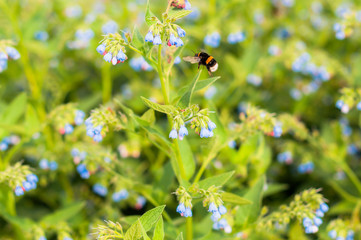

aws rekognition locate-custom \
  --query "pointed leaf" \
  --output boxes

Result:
[141,109,156,125]
[132,26,145,51]
[235,176,265,225]
[139,205,165,232]
[141,97,177,115]
[40,202,85,226]
[197,171,235,190]
[125,219,143,240]
[145,0,159,26]
[152,217,164,240]
[178,70,203,107]
[221,192,252,205]
[178,138,195,180]
[141,221,151,240]
[167,9,192,21]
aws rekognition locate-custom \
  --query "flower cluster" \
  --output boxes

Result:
[333,7,361,40]
[169,105,217,140]
[328,219,354,240]
[277,151,292,164]
[302,203,328,234]
[48,104,85,135]
[0,135,20,151]
[208,202,227,222]
[297,162,314,174]
[93,183,108,197]
[145,25,186,48]
[0,42,20,73]
[0,163,39,196]
[112,189,129,202]
[259,189,327,233]
[129,57,153,71]
[204,32,221,48]
[85,119,103,142]
[212,218,232,233]
[97,33,128,65]
[14,174,39,196]
[292,53,330,82]
[175,187,193,217]
[170,0,191,10]
[235,105,283,140]
[67,29,94,49]
[39,159,58,171]
[335,88,361,114]
[227,31,246,44]
[85,106,124,142]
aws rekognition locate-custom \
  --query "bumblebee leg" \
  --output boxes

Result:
[198,62,201,69]
[207,67,212,76]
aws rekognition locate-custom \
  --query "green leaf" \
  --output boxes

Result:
[132,26,145,51]
[221,192,252,205]
[139,205,165,232]
[133,115,172,153]
[167,9,192,21]
[192,77,220,92]
[178,70,203,107]
[197,171,235,190]
[141,222,151,240]
[125,219,143,240]
[177,138,195,180]
[235,176,265,226]
[141,109,156,125]
[175,232,183,240]
[40,202,85,226]
[263,183,288,197]
[145,0,159,26]
[152,217,164,240]
[141,97,177,115]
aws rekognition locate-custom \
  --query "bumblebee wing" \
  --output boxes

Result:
[183,56,201,64]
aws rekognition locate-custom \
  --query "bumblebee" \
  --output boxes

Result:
[183,52,218,75]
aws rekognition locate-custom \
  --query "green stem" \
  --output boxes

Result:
[156,42,191,239]
[193,156,211,184]
[342,163,361,196]
[186,217,193,240]
[174,140,187,180]
[102,63,112,103]
[157,44,169,104]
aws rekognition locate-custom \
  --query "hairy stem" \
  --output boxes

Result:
[157,41,191,239]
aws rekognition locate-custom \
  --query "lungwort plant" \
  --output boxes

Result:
[1,0,361,239]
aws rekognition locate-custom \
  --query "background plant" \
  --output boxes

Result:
[1,0,361,239]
